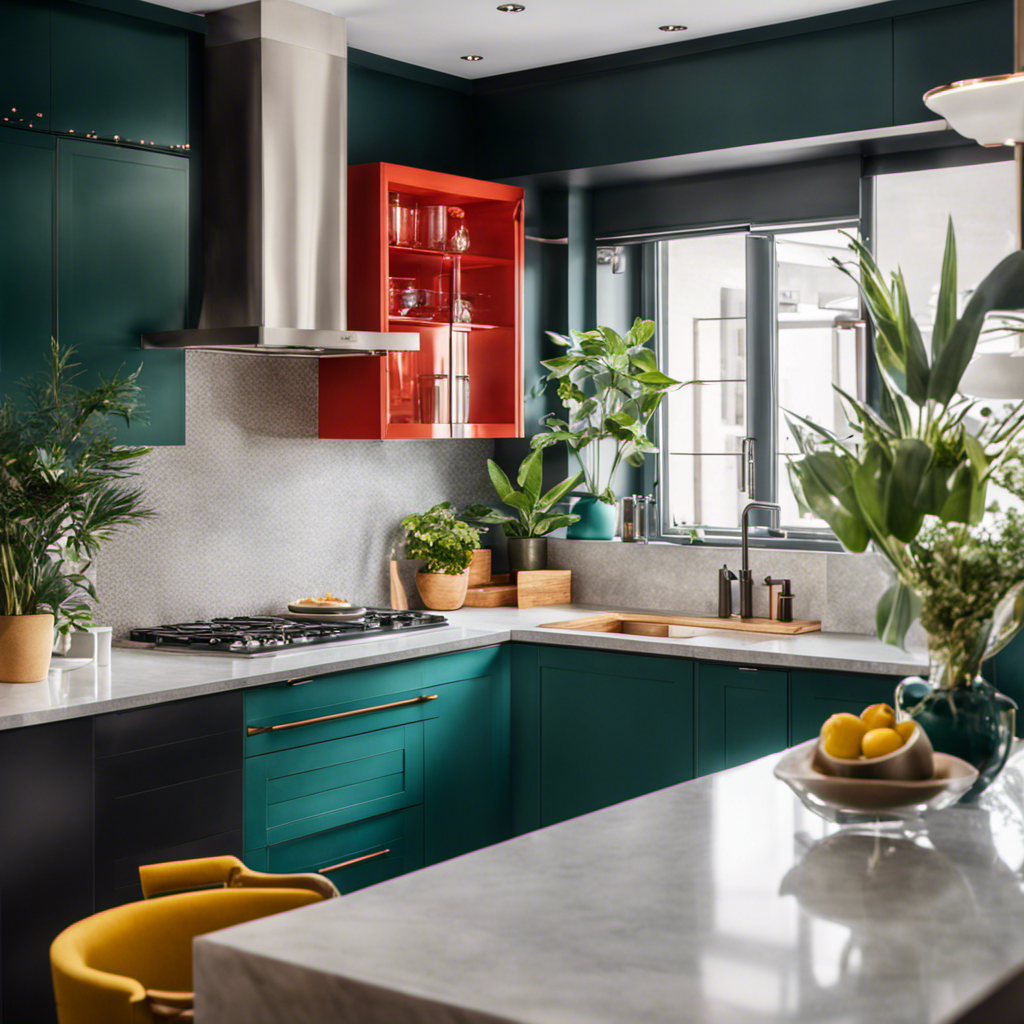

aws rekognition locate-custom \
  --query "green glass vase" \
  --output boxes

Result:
[896,668,1017,801]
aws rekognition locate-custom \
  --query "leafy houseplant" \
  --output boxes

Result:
[786,223,1024,794]
[401,502,480,611]
[533,318,684,539]
[462,446,583,575]
[0,342,154,683]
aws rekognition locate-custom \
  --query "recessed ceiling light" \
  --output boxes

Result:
[659,24,688,32]
[497,3,525,10]
[461,54,484,61]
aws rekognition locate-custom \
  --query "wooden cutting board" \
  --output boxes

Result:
[464,570,572,609]
[539,611,820,635]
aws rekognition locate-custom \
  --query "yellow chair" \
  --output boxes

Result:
[51,855,338,1024]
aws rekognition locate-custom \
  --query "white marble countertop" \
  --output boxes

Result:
[194,747,1024,1024]
[0,604,927,732]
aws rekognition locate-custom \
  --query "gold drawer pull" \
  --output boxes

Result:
[319,848,390,874]
[247,694,438,736]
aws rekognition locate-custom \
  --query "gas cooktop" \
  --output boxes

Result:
[128,609,448,655]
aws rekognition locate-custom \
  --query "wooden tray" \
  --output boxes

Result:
[464,570,572,609]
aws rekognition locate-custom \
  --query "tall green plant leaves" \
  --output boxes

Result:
[876,579,922,648]
[931,219,957,358]
[929,248,1024,403]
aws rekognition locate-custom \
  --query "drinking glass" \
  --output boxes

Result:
[388,193,417,247]
[420,205,448,250]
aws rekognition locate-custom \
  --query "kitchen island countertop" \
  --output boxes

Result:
[0,603,927,731]
[194,745,1024,1024]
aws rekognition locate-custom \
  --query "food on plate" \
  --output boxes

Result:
[293,592,351,608]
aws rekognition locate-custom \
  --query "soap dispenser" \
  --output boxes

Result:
[718,566,738,618]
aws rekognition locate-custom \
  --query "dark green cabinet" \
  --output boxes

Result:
[790,670,902,745]
[0,0,50,131]
[58,139,189,445]
[51,3,190,147]
[0,129,54,391]
[893,0,1013,126]
[534,647,694,827]
[696,663,788,776]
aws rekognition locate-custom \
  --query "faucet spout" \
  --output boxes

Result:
[738,501,781,618]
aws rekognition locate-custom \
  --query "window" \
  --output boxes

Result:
[658,224,860,539]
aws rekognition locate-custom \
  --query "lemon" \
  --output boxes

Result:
[861,702,896,731]
[862,727,903,759]
[822,712,868,759]
[893,721,917,743]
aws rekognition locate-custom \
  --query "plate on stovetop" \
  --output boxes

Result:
[280,606,367,622]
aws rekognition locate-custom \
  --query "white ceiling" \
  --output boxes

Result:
[158,0,891,79]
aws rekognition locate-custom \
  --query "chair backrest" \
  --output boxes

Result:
[52,879,328,1023]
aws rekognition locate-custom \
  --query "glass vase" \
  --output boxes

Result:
[896,663,1016,801]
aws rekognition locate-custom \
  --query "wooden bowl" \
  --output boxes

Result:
[812,722,934,781]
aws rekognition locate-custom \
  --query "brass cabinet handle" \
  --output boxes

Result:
[318,848,390,874]
[247,693,438,736]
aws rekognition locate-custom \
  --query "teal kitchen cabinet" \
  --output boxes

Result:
[243,647,512,893]
[893,0,1013,127]
[0,129,54,392]
[985,631,1024,736]
[0,0,50,131]
[533,646,694,828]
[790,670,902,745]
[58,139,189,445]
[50,3,191,148]
[696,663,788,776]
[422,646,512,865]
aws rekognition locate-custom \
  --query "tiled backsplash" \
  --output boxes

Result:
[547,538,899,636]
[96,352,495,637]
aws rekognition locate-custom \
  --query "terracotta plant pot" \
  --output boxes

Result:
[416,570,470,611]
[0,613,55,683]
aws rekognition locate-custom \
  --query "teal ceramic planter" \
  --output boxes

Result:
[566,496,617,540]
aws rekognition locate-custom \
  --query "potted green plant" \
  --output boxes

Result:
[787,223,1024,794]
[532,317,685,539]
[401,502,480,610]
[0,342,154,683]
[462,446,583,577]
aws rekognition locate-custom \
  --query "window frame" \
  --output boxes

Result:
[648,217,861,549]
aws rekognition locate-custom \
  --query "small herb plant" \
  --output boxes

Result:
[531,318,686,504]
[402,502,479,575]
[463,446,583,538]
[0,341,154,636]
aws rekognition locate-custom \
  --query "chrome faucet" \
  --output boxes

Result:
[739,501,781,619]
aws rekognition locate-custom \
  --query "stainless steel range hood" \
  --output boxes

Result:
[143,0,416,357]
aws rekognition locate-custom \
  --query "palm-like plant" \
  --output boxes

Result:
[0,341,154,635]
[787,223,1024,650]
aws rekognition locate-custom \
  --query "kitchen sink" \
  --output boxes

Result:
[539,611,821,638]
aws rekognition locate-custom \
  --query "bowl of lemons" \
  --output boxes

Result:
[775,703,979,820]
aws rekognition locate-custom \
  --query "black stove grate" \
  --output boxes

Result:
[128,609,448,654]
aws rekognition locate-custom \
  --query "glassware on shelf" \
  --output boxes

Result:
[454,374,470,423]
[389,277,422,316]
[420,205,448,250]
[417,374,449,423]
[454,298,474,323]
[388,192,417,247]
[448,206,470,252]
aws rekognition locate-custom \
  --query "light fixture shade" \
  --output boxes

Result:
[923,72,1024,146]
[960,352,1024,398]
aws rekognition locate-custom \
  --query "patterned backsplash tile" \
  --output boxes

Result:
[96,352,495,636]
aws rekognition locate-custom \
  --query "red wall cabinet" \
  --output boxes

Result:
[319,163,524,439]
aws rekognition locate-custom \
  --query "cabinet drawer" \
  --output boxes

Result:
[256,806,424,895]
[245,722,424,849]
[96,691,241,756]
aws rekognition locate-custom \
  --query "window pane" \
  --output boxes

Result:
[774,229,860,528]
[662,233,747,530]
[667,454,745,529]
[874,160,1016,346]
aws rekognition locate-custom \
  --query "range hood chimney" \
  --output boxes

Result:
[143,0,416,356]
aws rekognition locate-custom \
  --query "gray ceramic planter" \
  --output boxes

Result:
[508,537,547,578]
